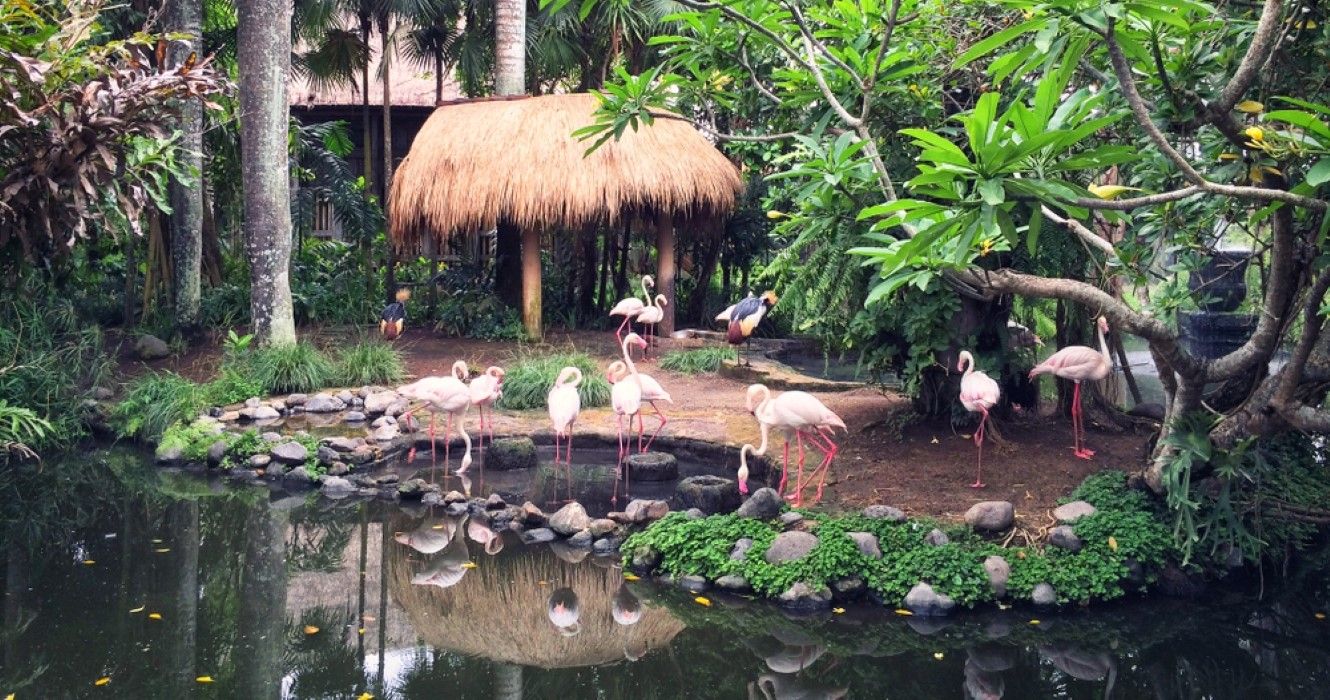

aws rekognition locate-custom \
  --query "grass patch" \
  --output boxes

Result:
[659,347,736,374]
[249,342,335,394]
[202,366,266,406]
[335,339,406,386]
[495,351,610,410]
[112,371,206,441]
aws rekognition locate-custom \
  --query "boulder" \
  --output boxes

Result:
[217,411,241,422]
[304,393,346,413]
[566,530,594,549]
[397,478,430,499]
[343,411,367,423]
[444,501,468,517]
[1047,525,1083,552]
[592,536,624,555]
[1032,583,1057,606]
[244,397,261,408]
[778,512,805,529]
[904,582,956,616]
[270,441,309,465]
[371,416,397,429]
[684,508,705,519]
[862,505,906,522]
[846,531,881,559]
[364,391,400,414]
[384,399,410,417]
[485,494,507,510]
[777,582,832,610]
[623,499,670,523]
[327,462,349,476]
[371,424,399,442]
[335,390,355,404]
[321,476,355,495]
[715,575,751,592]
[239,405,280,421]
[831,576,866,600]
[487,437,537,471]
[730,538,754,561]
[924,528,950,546]
[624,451,678,481]
[316,445,340,465]
[679,575,709,593]
[588,518,617,537]
[283,466,314,486]
[134,334,170,360]
[520,502,549,527]
[155,445,184,465]
[249,454,272,469]
[965,501,1015,532]
[1053,500,1097,524]
[627,544,660,570]
[984,556,1010,598]
[549,502,591,536]
[520,528,557,545]
[206,440,228,467]
[765,531,819,564]
[736,487,784,520]
[261,432,283,443]
[345,446,375,465]
[676,475,741,514]
[284,393,308,406]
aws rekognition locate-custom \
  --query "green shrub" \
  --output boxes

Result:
[160,422,324,471]
[434,289,526,341]
[202,367,266,406]
[495,351,610,410]
[659,347,736,374]
[335,339,406,386]
[112,372,206,441]
[249,342,335,394]
[0,402,52,460]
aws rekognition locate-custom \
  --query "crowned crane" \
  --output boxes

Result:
[726,291,778,366]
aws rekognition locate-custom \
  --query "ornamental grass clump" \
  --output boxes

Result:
[249,342,335,394]
[496,351,610,410]
[335,339,406,386]
[659,347,736,374]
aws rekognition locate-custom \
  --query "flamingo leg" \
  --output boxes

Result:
[970,408,987,488]
[613,413,627,506]
[445,413,452,463]
[637,412,645,453]
[615,315,632,345]
[778,438,790,496]
[429,413,437,465]
[1071,381,1095,459]
[642,401,667,452]
[799,431,839,505]
[786,432,810,506]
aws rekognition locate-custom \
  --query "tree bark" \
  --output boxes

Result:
[656,213,676,335]
[687,234,721,325]
[360,8,375,299]
[578,228,598,321]
[237,0,296,346]
[494,0,526,96]
[236,499,287,700]
[614,221,630,298]
[166,0,203,335]
[164,500,199,696]
[521,226,542,339]
[596,228,611,311]
[495,221,522,306]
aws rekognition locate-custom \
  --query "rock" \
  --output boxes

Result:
[1157,562,1207,598]
[349,397,364,409]
[244,397,261,408]
[304,393,346,413]
[384,399,410,418]
[566,529,594,548]
[218,411,241,422]
[846,532,881,559]
[592,536,624,555]
[965,501,1015,532]
[1048,526,1083,552]
[730,538,754,561]
[239,405,280,421]
[520,528,557,545]
[260,432,284,443]
[91,386,114,401]
[831,576,866,600]
[321,437,358,453]
[1053,500,1097,524]
[327,462,349,476]
[924,528,950,546]
[521,502,549,527]
[984,556,1010,598]
[285,393,308,406]
[778,512,805,528]
[371,424,400,442]
[904,582,956,616]
[363,391,399,414]
[283,466,314,485]
[684,508,705,519]
[134,334,170,360]
[778,582,832,609]
[676,475,741,514]
[485,493,507,510]
[862,504,906,522]
[345,446,375,465]
[623,499,670,523]
[627,544,660,570]
[343,411,367,423]
[487,437,538,471]
[270,399,286,412]
[624,451,679,481]
[736,487,784,520]
[549,502,591,536]
[397,478,430,499]
[375,473,400,485]
[321,476,355,495]
[443,490,467,504]
[444,501,468,517]
[679,575,709,593]
[588,519,617,537]
[206,440,228,467]
[249,454,271,469]
[715,575,751,592]
[371,415,397,429]
[765,531,819,564]
[335,390,355,404]
[316,445,340,465]
[155,445,184,465]
[270,441,308,465]
[229,469,259,482]
[1032,583,1057,606]
[1128,402,1166,421]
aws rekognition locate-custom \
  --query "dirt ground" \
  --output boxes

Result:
[116,327,1147,521]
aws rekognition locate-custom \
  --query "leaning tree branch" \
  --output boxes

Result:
[862,0,904,112]
[782,1,867,92]
[1273,265,1330,409]
[1071,186,1204,211]
[674,0,818,76]
[733,38,782,105]
[1214,0,1285,112]
[647,111,800,142]
[1040,205,1117,257]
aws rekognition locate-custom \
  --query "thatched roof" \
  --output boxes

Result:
[387,513,684,668]
[388,93,743,252]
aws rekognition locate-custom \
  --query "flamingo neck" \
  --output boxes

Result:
[640,276,651,302]
[1097,324,1110,362]
[620,337,641,381]
[959,351,974,377]
[568,367,583,388]
[754,385,773,416]
[456,409,472,464]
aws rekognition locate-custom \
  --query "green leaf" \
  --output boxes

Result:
[954,18,1049,68]
[977,179,1005,205]
[1308,158,1330,187]
[1026,206,1044,256]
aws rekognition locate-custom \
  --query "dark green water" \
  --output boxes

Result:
[3,448,1330,699]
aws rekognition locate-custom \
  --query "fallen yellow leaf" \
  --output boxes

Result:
[461,562,477,569]
[1315,612,1326,620]
[129,605,145,613]
[358,627,366,635]
[894,608,914,616]
[832,607,846,614]
[154,548,171,553]
[6,692,14,699]
[83,559,96,565]
[358,694,374,700]
[1107,536,1119,552]
[1029,619,1041,625]
[933,652,944,660]
[1088,184,1142,200]
[148,613,163,620]
[623,573,640,582]
[1235,100,1264,114]
[431,524,444,530]
[766,210,787,220]
[304,625,320,635]
[94,677,111,686]
[694,596,712,607]
[196,676,214,684]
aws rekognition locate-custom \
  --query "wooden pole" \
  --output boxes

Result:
[656,212,676,336]
[521,226,542,339]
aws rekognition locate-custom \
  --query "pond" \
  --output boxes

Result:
[3,448,1330,698]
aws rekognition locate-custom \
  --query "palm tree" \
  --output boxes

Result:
[237,0,297,345]
[165,0,204,336]
[493,0,525,96]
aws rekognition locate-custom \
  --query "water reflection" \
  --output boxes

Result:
[2,447,1330,698]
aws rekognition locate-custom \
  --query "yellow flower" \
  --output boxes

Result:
[766,210,787,220]
[1107,536,1118,552]
[694,596,712,607]
[1244,126,1265,142]
[148,612,163,620]
[933,652,945,660]
[358,693,375,700]
[832,607,846,614]
[196,676,215,684]
[1235,100,1264,114]
[94,677,111,686]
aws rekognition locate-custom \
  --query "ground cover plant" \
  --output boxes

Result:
[496,351,611,410]
[659,347,736,374]
[334,339,407,386]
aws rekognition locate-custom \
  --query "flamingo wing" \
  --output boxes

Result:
[609,298,645,317]
[1033,345,1110,382]
[959,371,1001,412]
[772,391,845,431]
[611,378,643,415]
[636,373,673,403]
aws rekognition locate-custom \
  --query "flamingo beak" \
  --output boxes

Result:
[739,480,748,495]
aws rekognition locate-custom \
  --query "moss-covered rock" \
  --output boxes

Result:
[487,437,537,471]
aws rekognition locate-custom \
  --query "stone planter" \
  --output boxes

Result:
[1188,249,1251,313]
[676,475,741,514]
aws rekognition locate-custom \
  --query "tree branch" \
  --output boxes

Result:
[647,111,800,142]
[734,38,781,105]
[1273,265,1330,408]
[798,33,863,127]
[1072,186,1204,211]
[1040,205,1117,257]
[1214,0,1285,112]
[781,1,866,92]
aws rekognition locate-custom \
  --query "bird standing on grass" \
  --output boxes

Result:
[957,350,1001,488]
[727,291,778,366]
[1029,316,1113,459]
[380,287,410,340]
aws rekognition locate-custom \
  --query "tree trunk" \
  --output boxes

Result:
[687,234,721,325]
[201,182,223,286]
[596,228,612,311]
[495,221,522,306]
[360,8,374,299]
[614,221,630,298]
[656,213,676,336]
[237,0,296,346]
[164,500,199,696]
[494,0,525,96]
[494,663,524,700]
[166,0,203,336]
[235,499,287,700]
[380,14,397,305]
[122,235,137,327]
[521,226,542,339]
[578,228,598,321]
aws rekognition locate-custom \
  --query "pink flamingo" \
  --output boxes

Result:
[1029,316,1112,459]
[634,294,667,358]
[958,350,1001,488]
[746,384,846,505]
[547,366,582,465]
[737,418,770,495]
[611,333,649,503]
[606,360,672,452]
[397,361,473,473]
[608,275,654,345]
[465,364,505,446]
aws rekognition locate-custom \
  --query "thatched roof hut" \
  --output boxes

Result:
[388,93,743,338]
